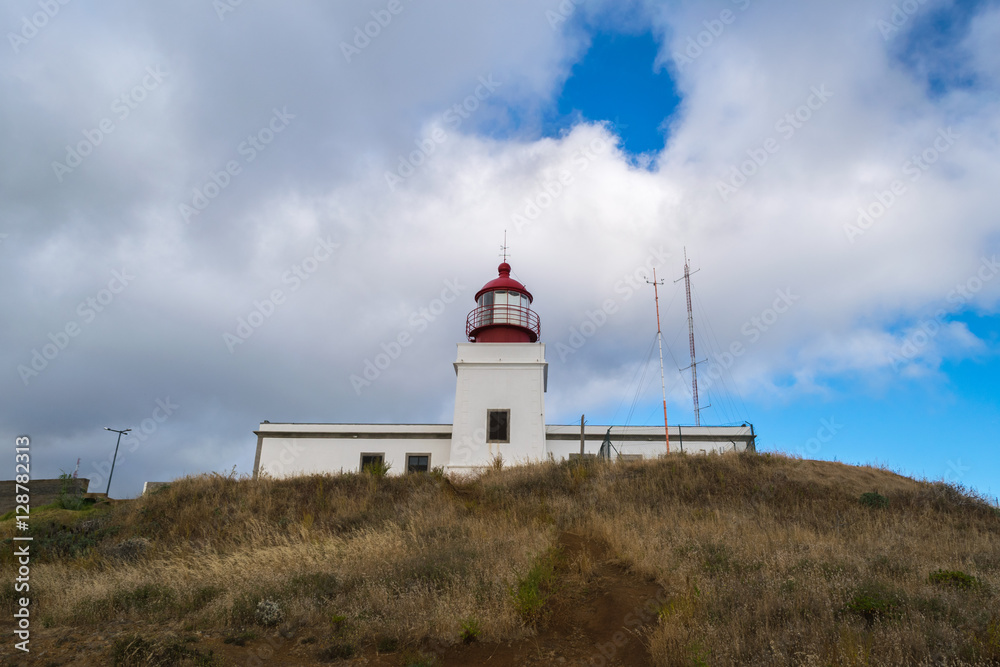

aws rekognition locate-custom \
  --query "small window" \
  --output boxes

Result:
[487,409,510,443]
[407,454,430,473]
[360,453,384,473]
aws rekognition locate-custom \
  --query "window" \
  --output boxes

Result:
[493,290,509,323]
[477,291,493,326]
[406,454,430,473]
[487,409,510,443]
[360,453,384,472]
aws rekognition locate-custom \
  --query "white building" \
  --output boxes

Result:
[253,261,755,478]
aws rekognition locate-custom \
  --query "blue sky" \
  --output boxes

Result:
[529,10,1000,500]
[2,0,998,500]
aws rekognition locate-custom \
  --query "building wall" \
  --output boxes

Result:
[253,423,756,479]
[449,342,547,473]
[254,424,452,478]
[544,424,756,460]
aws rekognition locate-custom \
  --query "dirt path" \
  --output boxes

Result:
[3,531,665,666]
[434,530,665,666]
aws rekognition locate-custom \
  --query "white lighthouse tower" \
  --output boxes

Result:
[447,261,547,474]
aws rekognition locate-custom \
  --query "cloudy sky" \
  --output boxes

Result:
[3,0,998,500]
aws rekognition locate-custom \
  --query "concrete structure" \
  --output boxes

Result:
[253,260,755,478]
[0,477,89,514]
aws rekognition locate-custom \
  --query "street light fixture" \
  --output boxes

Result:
[103,427,131,496]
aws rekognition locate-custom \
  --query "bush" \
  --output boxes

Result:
[57,472,86,510]
[363,459,391,478]
[929,569,982,590]
[860,491,889,509]
[254,599,283,627]
[317,642,355,660]
[460,617,481,643]
[844,582,905,622]
[510,549,558,622]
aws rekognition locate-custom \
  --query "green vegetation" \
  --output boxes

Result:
[860,490,890,509]
[928,569,983,590]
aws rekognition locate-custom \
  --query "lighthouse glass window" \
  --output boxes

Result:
[477,291,493,326]
[494,290,509,324]
[487,409,510,443]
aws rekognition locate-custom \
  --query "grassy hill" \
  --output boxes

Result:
[3,452,1000,666]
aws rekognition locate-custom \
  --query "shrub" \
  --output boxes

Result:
[510,549,558,622]
[460,617,481,643]
[363,459,391,478]
[860,491,889,509]
[929,569,982,590]
[317,642,355,660]
[57,472,86,510]
[844,582,905,622]
[254,599,283,627]
[375,636,399,652]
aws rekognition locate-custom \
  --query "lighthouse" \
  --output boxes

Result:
[252,255,758,480]
[447,261,548,473]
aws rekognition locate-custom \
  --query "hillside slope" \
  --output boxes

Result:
[2,452,999,666]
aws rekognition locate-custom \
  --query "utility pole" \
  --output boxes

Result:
[103,427,131,496]
[579,414,585,457]
[646,269,669,453]
[675,249,702,426]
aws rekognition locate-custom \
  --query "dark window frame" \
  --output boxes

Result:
[487,409,510,443]
[406,453,430,474]
[360,453,385,472]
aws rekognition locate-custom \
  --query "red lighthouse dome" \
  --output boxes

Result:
[466,262,540,343]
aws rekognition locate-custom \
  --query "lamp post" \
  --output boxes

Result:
[103,427,131,496]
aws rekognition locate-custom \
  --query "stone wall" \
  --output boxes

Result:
[0,478,90,515]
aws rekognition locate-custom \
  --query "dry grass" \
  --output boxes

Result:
[2,453,999,665]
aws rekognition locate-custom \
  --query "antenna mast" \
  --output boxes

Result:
[646,269,669,453]
[675,249,702,426]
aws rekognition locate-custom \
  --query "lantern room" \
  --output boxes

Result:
[465,262,541,343]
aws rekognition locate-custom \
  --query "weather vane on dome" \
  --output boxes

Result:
[500,230,509,263]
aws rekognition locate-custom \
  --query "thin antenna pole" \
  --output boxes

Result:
[646,269,669,454]
[682,249,701,426]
